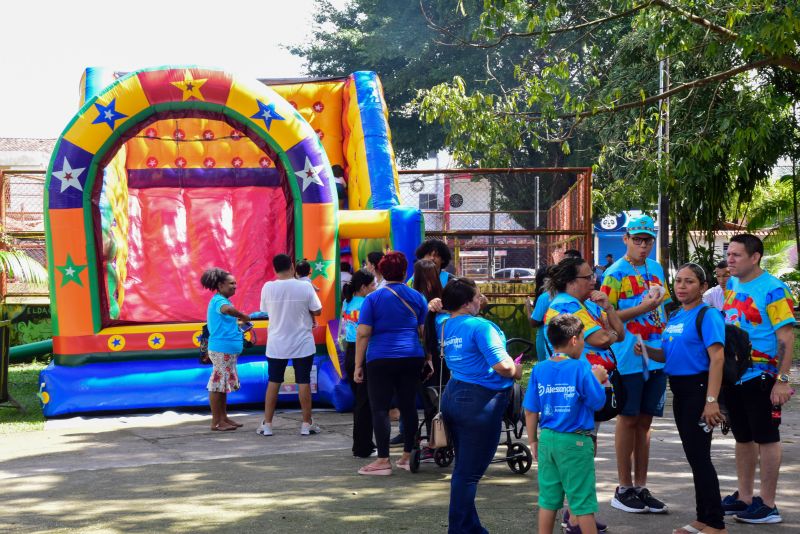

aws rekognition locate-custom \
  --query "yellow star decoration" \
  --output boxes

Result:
[170,70,207,101]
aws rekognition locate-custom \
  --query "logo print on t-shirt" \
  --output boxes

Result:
[725,293,763,326]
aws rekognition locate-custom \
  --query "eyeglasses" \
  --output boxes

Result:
[575,273,596,280]
[631,236,655,246]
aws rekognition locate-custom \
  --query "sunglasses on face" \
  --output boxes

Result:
[631,236,655,246]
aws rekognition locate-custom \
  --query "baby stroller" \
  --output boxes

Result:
[408,337,534,475]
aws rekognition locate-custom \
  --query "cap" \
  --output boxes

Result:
[627,215,656,237]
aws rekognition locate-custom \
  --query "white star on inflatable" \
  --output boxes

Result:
[298,157,324,191]
[52,158,85,193]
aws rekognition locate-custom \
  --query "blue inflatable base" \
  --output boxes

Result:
[39,355,354,417]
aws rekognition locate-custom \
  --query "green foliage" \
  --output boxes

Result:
[416,0,800,265]
[0,250,48,286]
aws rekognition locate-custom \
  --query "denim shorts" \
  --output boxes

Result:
[620,370,667,417]
[266,355,314,384]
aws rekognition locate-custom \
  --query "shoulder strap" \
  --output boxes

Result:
[384,285,418,320]
[438,317,450,411]
[695,305,709,342]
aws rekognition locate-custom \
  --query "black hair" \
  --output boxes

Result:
[606,253,613,259]
[547,314,584,349]
[295,260,311,278]
[678,262,708,285]
[273,253,293,273]
[715,260,728,270]
[413,259,443,301]
[424,277,477,358]
[366,251,384,267]
[730,234,764,262]
[331,164,345,178]
[563,249,582,259]
[534,265,551,299]
[415,239,452,269]
[340,261,353,274]
[543,257,587,294]
[200,267,232,292]
[342,269,375,303]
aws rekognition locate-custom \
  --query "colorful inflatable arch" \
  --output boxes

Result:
[39,66,423,416]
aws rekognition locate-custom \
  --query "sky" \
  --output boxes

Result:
[0,0,344,139]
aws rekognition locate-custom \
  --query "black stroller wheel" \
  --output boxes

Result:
[434,447,454,467]
[506,442,532,474]
[410,449,421,473]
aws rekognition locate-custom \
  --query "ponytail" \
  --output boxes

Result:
[343,269,375,303]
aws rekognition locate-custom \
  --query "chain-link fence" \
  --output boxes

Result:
[398,168,592,280]
[1,170,47,295]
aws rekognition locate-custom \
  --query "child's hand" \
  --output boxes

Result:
[591,364,608,384]
[531,441,538,461]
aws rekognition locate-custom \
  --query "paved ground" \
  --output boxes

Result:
[1,392,799,533]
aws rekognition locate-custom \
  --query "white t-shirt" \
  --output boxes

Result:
[260,279,322,359]
[702,285,725,311]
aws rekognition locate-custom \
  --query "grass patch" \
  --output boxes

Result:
[0,359,47,433]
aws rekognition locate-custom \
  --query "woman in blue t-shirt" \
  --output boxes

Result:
[635,263,727,534]
[200,268,251,432]
[340,269,377,458]
[354,252,429,475]
[426,277,522,534]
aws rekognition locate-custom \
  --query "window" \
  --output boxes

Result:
[419,193,437,210]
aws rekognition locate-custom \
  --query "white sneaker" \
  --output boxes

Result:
[256,420,273,436]
[300,421,320,435]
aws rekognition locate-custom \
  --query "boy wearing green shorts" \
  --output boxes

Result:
[524,314,609,534]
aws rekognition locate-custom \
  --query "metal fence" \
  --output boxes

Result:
[0,170,47,295]
[398,168,592,279]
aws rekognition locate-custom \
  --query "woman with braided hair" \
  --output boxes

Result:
[201,267,251,431]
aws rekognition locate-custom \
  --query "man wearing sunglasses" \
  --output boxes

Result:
[600,215,672,515]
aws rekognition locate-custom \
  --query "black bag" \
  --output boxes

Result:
[694,306,752,386]
[505,382,525,426]
[594,348,626,422]
[198,324,211,364]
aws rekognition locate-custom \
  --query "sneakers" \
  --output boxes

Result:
[561,510,607,532]
[300,421,321,435]
[637,488,668,513]
[734,496,782,524]
[721,491,748,515]
[256,420,273,436]
[389,434,404,447]
[611,486,648,513]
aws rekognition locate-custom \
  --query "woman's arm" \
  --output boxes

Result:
[354,324,372,383]
[633,339,665,362]
[219,304,250,322]
[702,343,725,427]
[492,358,522,379]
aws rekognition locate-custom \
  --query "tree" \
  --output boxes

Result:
[418,0,800,266]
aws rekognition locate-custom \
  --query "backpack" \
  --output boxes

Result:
[198,324,211,364]
[694,305,752,386]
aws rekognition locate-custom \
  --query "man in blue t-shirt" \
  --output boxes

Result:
[525,314,608,534]
[719,234,795,524]
[600,214,671,514]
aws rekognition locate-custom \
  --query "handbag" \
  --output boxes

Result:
[594,347,626,422]
[429,318,451,449]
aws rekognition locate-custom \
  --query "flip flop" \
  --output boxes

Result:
[672,526,701,534]
[211,424,237,432]
[395,460,411,472]
[358,463,392,476]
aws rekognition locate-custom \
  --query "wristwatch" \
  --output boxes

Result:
[706,396,717,403]
[777,374,790,384]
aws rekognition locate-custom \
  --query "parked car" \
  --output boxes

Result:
[492,268,536,281]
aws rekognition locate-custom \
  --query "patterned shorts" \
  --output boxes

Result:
[207,351,240,393]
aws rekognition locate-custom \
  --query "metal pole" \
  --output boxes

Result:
[657,56,671,274]
[535,175,540,268]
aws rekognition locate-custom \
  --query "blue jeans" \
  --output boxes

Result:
[441,379,511,534]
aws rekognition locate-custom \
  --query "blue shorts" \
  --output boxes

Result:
[620,370,666,417]
[266,355,314,384]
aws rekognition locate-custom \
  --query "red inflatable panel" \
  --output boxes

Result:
[118,186,287,323]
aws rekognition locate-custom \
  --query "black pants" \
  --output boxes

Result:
[670,373,725,530]
[344,343,375,457]
[367,357,423,457]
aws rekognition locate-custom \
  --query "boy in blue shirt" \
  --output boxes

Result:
[524,314,608,534]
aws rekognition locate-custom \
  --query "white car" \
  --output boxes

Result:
[492,268,536,281]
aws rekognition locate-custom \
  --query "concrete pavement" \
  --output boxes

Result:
[1,394,799,533]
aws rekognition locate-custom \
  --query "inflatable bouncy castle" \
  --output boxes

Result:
[39,66,423,416]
